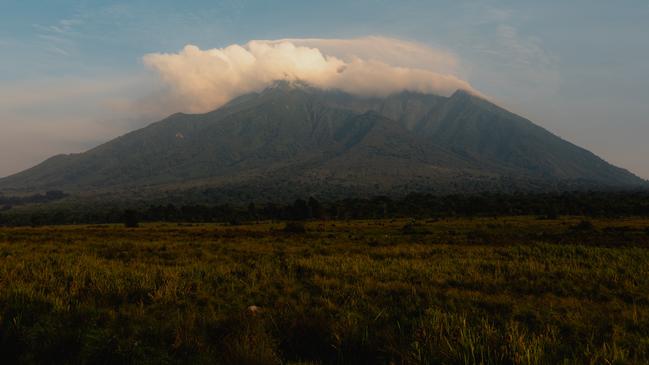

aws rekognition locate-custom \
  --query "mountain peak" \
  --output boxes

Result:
[450,88,487,101]
[264,79,314,92]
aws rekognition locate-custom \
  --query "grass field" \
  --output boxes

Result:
[1,217,648,364]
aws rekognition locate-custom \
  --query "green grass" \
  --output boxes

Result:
[0,217,648,364]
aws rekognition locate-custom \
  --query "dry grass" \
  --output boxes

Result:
[0,217,648,364]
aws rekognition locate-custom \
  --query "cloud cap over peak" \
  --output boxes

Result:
[143,37,477,113]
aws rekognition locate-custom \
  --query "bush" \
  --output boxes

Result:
[539,209,559,220]
[401,221,430,235]
[571,220,594,231]
[283,221,306,234]
[123,209,139,228]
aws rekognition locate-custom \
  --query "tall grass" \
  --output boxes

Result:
[0,217,648,363]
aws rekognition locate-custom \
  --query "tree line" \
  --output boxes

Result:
[1,191,648,226]
[0,191,67,210]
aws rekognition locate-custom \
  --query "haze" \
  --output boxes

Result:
[1,0,648,179]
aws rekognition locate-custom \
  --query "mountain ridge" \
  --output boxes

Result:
[0,82,645,199]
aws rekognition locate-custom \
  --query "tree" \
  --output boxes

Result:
[283,221,307,233]
[45,190,66,200]
[308,197,323,219]
[248,202,258,221]
[292,199,310,220]
[123,209,139,228]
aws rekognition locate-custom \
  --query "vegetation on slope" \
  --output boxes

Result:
[2,191,649,226]
[1,86,644,195]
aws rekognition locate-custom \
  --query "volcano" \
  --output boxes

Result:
[0,81,644,201]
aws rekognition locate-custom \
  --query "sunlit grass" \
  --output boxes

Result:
[0,217,648,364]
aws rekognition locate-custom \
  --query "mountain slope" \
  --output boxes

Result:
[416,90,642,185]
[0,82,644,197]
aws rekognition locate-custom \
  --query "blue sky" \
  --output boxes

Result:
[1,0,648,178]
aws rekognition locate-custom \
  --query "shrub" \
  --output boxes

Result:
[572,220,594,231]
[123,209,139,228]
[283,221,306,234]
[539,209,559,220]
[401,221,430,235]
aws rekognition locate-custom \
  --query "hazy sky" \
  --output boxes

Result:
[1,0,648,179]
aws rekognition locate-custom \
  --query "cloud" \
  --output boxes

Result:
[494,25,557,72]
[33,17,84,57]
[143,37,476,113]
[272,37,460,73]
[455,5,560,103]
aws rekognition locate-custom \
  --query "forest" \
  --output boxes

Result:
[1,191,649,227]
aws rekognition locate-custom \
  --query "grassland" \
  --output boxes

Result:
[0,216,648,364]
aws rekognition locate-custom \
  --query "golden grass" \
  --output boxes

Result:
[0,217,648,364]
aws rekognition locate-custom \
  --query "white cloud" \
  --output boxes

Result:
[271,37,460,74]
[143,37,477,113]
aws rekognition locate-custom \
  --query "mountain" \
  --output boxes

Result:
[0,81,645,201]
